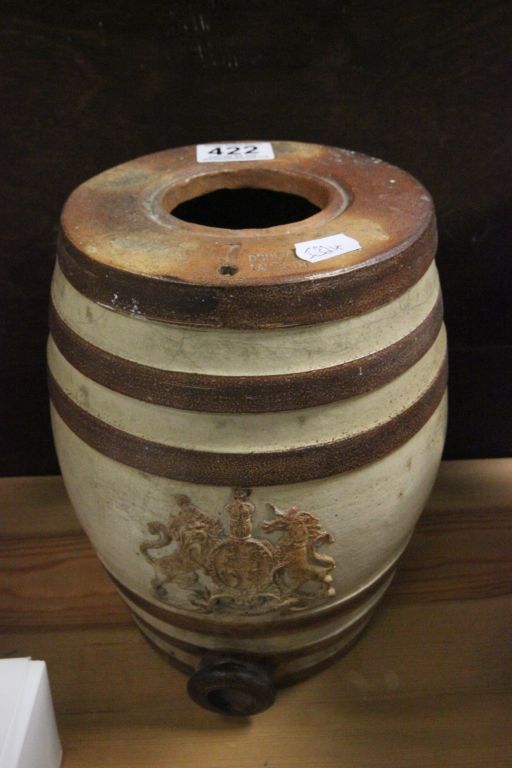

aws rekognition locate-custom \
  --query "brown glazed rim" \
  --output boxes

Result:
[49,293,443,413]
[57,219,435,329]
[48,356,447,487]
[105,554,400,638]
[58,141,437,329]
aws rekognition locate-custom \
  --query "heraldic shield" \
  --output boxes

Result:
[139,489,336,615]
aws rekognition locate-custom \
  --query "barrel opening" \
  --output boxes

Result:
[171,187,321,229]
[162,168,346,233]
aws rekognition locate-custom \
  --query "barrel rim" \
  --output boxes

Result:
[57,217,436,329]
[57,141,437,328]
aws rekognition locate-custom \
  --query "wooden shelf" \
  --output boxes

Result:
[1,459,511,767]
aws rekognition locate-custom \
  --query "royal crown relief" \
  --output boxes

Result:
[139,489,336,615]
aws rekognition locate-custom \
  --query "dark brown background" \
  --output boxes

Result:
[1,0,510,476]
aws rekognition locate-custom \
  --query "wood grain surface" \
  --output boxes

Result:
[1,460,511,767]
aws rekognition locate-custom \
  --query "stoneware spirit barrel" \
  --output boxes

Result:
[48,140,447,715]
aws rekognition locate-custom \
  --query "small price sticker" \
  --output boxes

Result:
[295,233,362,263]
[196,142,275,163]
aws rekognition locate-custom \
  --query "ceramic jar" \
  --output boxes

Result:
[48,141,447,715]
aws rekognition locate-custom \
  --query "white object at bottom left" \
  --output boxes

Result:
[0,659,62,768]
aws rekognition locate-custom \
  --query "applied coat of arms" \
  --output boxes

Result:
[139,489,336,614]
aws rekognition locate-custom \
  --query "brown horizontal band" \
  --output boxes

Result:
[133,609,374,663]
[276,626,372,687]
[49,294,443,413]
[57,217,436,329]
[138,618,374,685]
[105,556,398,639]
[48,356,447,487]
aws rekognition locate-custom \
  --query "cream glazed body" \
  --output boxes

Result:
[51,396,446,673]
[49,141,447,713]
[49,266,447,674]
